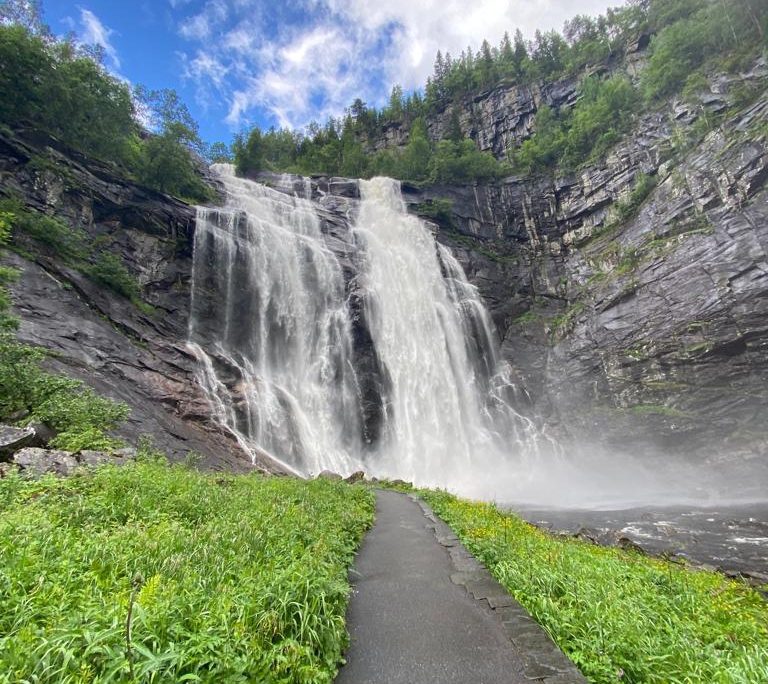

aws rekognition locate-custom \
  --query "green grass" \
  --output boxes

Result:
[0,460,374,683]
[421,490,768,684]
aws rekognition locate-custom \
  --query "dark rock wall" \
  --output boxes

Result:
[402,61,768,472]
[0,130,255,472]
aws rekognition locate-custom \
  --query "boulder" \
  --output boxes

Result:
[112,447,138,459]
[28,422,57,447]
[317,470,343,481]
[345,470,366,484]
[13,447,78,477]
[78,450,117,468]
[0,425,36,459]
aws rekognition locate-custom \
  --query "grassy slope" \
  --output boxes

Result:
[0,461,374,683]
[422,490,768,684]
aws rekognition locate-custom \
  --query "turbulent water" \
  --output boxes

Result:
[520,504,768,579]
[188,165,545,487]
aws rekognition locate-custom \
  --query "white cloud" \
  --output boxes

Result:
[219,24,362,128]
[325,0,621,89]
[79,8,121,70]
[179,0,228,40]
[175,0,623,130]
[181,48,230,109]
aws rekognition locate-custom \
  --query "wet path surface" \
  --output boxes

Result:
[335,490,585,684]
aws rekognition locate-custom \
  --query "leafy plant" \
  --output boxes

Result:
[0,197,87,261]
[0,462,375,683]
[513,75,638,175]
[87,251,141,300]
[414,198,454,227]
[0,24,214,202]
[0,335,129,450]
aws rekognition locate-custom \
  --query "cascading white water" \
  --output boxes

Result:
[189,167,547,489]
[354,178,545,486]
[353,178,494,482]
[188,164,364,476]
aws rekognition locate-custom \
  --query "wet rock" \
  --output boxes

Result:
[318,470,343,481]
[616,537,646,554]
[573,527,601,545]
[0,425,36,459]
[345,470,366,484]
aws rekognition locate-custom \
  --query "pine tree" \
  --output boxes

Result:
[513,28,528,78]
[500,31,514,63]
[478,39,495,87]
[447,107,463,143]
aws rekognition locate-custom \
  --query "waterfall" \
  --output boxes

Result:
[189,167,545,488]
[188,164,364,476]
[354,178,495,483]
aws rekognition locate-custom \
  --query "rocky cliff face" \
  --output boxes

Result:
[363,37,650,160]
[402,59,768,486]
[2,58,767,483]
[0,129,255,472]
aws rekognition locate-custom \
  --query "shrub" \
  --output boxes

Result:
[87,251,141,300]
[430,138,509,183]
[414,198,454,227]
[0,25,214,202]
[0,197,87,261]
[0,335,129,450]
[513,75,638,174]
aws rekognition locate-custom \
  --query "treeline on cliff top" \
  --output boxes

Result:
[0,0,766,193]
[232,0,767,182]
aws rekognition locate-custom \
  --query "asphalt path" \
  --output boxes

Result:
[335,489,529,684]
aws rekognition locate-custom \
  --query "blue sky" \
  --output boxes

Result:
[43,0,622,144]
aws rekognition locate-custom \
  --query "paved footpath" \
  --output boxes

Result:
[335,490,586,684]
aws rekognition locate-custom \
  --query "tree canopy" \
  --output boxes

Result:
[0,15,213,202]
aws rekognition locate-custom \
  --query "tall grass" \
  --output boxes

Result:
[422,490,768,684]
[0,461,374,683]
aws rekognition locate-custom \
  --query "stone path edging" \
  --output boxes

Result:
[410,494,587,684]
